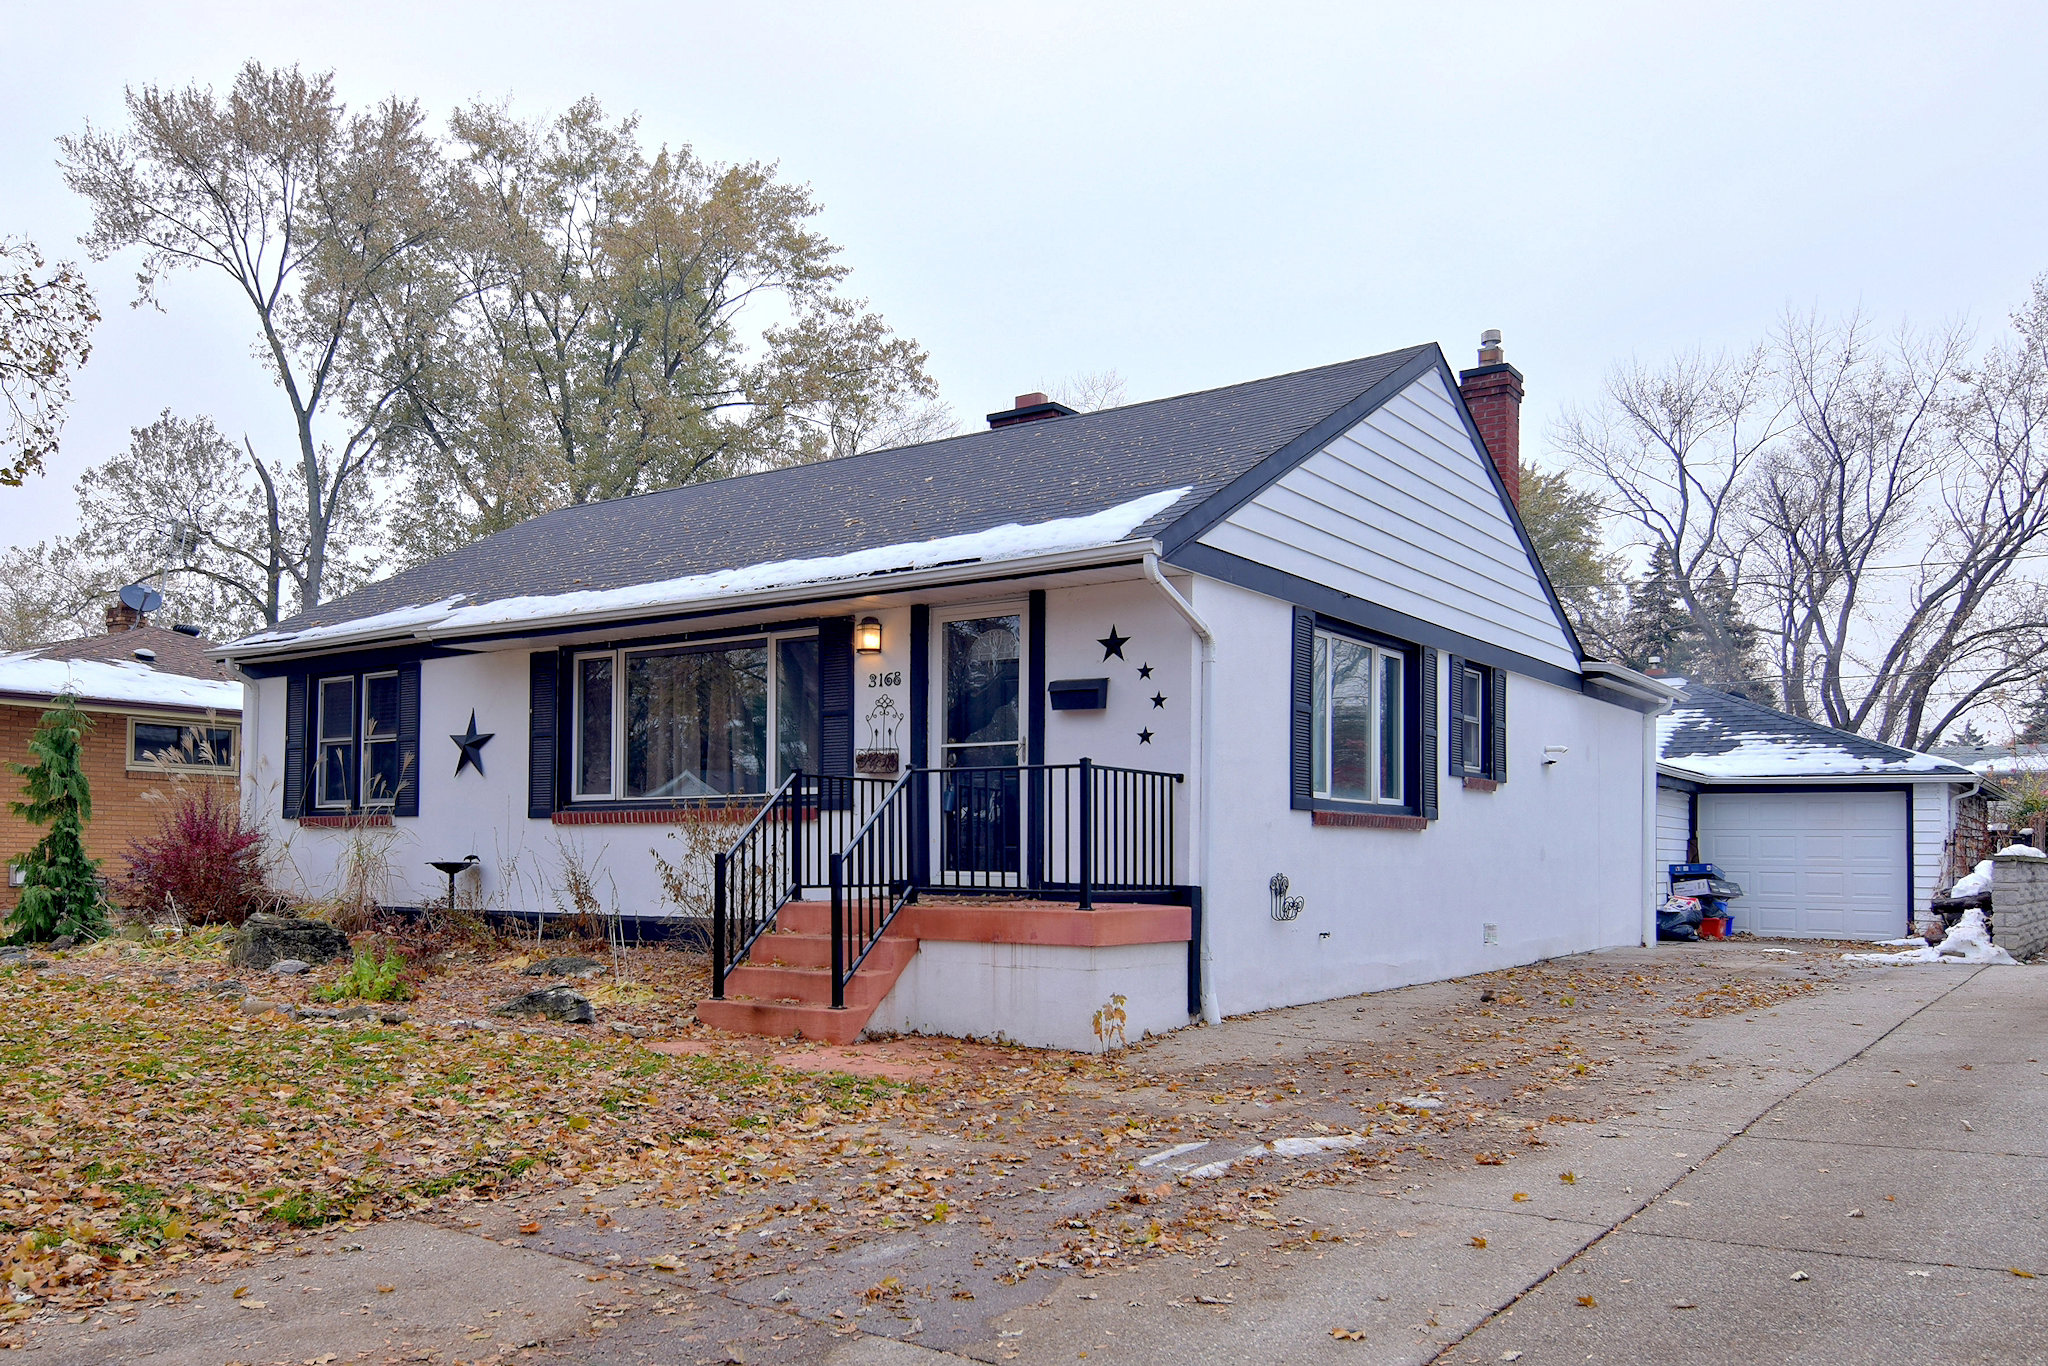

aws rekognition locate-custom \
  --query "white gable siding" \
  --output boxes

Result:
[1195,369,1577,672]
[1656,785,1691,899]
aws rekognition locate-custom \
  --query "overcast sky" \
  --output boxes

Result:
[5,0,2045,560]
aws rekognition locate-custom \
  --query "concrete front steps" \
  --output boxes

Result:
[695,900,916,1044]
[695,896,1194,1043]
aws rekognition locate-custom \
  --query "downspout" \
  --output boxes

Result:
[1142,553,1222,1026]
[1642,706,1665,948]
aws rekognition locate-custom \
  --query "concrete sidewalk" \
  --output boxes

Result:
[953,962,2045,1366]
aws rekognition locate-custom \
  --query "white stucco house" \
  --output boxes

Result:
[221,337,1675,1048]
[1655,683,1980,940]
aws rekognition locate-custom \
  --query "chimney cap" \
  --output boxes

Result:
[1480,328,1502,348]
[986,393,1080,429]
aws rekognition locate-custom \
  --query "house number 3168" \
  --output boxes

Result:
[866,670,904,688]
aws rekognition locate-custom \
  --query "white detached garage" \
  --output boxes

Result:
[1656,685,1976,941]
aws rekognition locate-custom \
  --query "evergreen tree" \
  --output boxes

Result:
[1688,564,1777,705]
[6,696,106,943]
[2018,682,2048,746]
[1615,543,1694,675]
[1947,721,1988,747]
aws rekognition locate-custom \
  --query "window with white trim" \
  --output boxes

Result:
[315,676,355,809]
[129,719,238,772]
[1310,629,1405,805]
[572,632,820,800]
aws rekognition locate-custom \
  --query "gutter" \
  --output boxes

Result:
[1141,553,1222,1027]
[216,541,1157,667]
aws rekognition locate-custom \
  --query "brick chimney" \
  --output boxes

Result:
[1458,329,1524,506]
[104,601,145,633]
[986,392,1079,429]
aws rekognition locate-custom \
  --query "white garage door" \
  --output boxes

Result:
[1697,790,1908,941]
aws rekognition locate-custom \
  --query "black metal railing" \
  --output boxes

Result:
[709,770,901,998]
[715,759,1184,1005]
[923,759,1183,908]
[829,769,917,1008]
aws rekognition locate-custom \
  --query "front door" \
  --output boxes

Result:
[936,609,1023,883]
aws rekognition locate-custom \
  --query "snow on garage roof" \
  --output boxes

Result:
[1656,682,1972,784]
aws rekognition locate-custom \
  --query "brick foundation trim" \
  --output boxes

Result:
[1462,776,1500,793]
[1311,810,1427,831]
[551,806,756,826]
[296,814,393,829]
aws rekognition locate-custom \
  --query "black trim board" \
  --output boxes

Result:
[1169,542,1585,691]
[238,643,460,681]
[1154,347,1585,666]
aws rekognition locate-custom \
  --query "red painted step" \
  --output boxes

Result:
[696,902,919,1041]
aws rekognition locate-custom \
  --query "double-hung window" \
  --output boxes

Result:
[1448,655,1506,783]
[1308,627,1406,805]
[293,665,418,817]
[315,677,356,809]
[572,633,821,801]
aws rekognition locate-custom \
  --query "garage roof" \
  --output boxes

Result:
[1657,682,1973,784]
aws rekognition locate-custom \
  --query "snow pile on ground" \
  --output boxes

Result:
[1843,908,2017,966]
[1994,843,2045,858]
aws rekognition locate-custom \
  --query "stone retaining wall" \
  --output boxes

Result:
[1992,856,2048,961]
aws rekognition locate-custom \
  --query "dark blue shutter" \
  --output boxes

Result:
[394,661,421,818]
[1446,654,1466,776]
[528,652,557,820]
[1419,648,1439,820]
[1289,608,1315,811]
[282,673,308,818]
[1489,666,1508,783]
[819,617,855,802]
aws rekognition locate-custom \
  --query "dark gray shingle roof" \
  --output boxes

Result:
[1657,682,1973,781]
[272,346,1434,636]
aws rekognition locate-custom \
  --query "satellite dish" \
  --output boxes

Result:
[118,583,164,614]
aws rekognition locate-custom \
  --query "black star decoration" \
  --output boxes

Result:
[1137,727,1154,744]
[1097,626,1129,660]
[1151,692,1168,709]
[1136,662,1154,679]
[451,711,494,777]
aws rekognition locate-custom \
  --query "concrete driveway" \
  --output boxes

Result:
[968,960,2045,1366]
[25,949,2042,1365]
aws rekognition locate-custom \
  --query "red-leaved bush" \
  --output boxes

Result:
[120,781,274,926]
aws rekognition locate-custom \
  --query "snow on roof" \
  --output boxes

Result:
[0,652,244,714]
[228,487,1193,656]
[1657,683,1972,783]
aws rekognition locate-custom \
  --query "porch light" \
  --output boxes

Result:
[856,616,884,654]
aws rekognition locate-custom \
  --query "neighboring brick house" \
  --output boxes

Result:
[1,607,244,911]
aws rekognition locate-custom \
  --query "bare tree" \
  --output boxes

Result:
[59,63,441,611]
[0,237,98,486]
[1552,346,1790,671]
[1049,369,1129,413]
[376,98,937,563]
[1747,308,2048,746]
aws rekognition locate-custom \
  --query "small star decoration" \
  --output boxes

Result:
[1136,662,1153,679]
[1151,692,1167,709]
[1137,727,1155,744]
[451,710,494,777]
[1097,626,1129,660]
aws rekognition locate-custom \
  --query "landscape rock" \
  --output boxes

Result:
[47,935,76,952]
[230,913,350,971]
[336,1005,372,1022]
[493,986,596,1024]
[204,979,244,996]
[520,955,604,980]
[238,997,289,1017]
[267,958,312,976]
